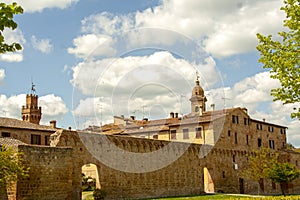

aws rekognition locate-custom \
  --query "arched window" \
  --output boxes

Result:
[195,106,199,112]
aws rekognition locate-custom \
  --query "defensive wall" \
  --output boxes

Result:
[3,129,300,200]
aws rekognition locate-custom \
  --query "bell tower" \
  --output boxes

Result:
[189,73,207,115]
[21,83,42,124]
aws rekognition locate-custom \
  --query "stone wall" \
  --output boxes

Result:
[16,145,73,200]
[4,129,300,200]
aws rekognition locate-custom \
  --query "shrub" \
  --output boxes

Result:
[93,188,107,200]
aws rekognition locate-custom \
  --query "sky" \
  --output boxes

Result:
[0,0,299,147]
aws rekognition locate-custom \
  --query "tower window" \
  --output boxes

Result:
[195,106,199,112]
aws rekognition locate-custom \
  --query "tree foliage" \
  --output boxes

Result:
[0,146,29,188]
[0,2,23,54]
[256,0,300,119]
[268,162,300,196]
[241,148,277,194]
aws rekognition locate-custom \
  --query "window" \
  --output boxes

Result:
[234,132,238,144]
[228,130,231,137]
[195,106,199,112]
[258,138,262,147]
[257,124,263,130]
[31,134,41,145]
[233,155,236,162]
[45,135,51,146]
[269,140,275,149]
[281,128,286,134]
[1,132,10,137]
[153,134,158,139]
[183,128,189,139]
[268,126,274,132]
[232,115,239,124]
[170,130,176,140]
[195,127,202,139]
[244,118,250,125]
[222,171,225,178]
[246,135,249,145]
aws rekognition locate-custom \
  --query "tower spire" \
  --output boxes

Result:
[189,73,207,115]
[22,82,42,124]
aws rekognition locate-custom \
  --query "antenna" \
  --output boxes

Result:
[30,77,36,94]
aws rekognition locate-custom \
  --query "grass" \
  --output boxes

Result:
[82,192,300,200]
[82,191,94,200]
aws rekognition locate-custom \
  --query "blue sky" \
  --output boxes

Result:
[1,0,299,147]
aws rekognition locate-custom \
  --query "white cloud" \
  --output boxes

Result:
[0,69,5,85]
[68,34,116,58]
[71,51,220,97]
[2,0,79,12]
[0,53,23,62]
[31,35,53,54]
[75,0,285,58]
[0,93,68,125]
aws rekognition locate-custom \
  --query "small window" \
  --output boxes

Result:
[233,155,236,162]
[31,134,41,145]
[268,126,274,132]
[257,124,263,130]
[1,132,11,137]
[281,128,286,134]
[234,132,238,144]
[170,130,176,140]
[195,106,199,112]
[195,127,202,139]
[222,171,225,178]
[258,138,262,147]
[45,135,51,145]
[232,115,239,124]
[246,135,249,145]
[228,130,231,137]
[244,118,250,125]
[183,128,189,139]
[269,140,275,149]
[153,134,158,140]
[296,160,298,166]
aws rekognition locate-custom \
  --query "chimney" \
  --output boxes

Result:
[169,112,174,118]
[242,107,248,113]
[175,113,178,118]
[211,104,215,111]
[130,115,135,120]
[263,118,266,122]
[50,120,56,128]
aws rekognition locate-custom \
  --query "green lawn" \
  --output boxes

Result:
[82,192,300,200]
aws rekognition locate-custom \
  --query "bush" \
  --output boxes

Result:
[93,188,107,200]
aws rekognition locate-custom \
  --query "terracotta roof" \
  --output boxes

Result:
[0,117,57,131]
[0,137,27,146]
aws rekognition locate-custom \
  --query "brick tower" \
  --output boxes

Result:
[189,73,207,115]
[21,83,42,124]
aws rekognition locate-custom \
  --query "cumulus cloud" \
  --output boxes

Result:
[68,34,116,58]
[31,35,53,53]
[0,93,68,125]
[74,0,285,58]
[0,69,5,85]
[2,0,79,12]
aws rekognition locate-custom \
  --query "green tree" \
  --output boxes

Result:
[256,0,300,119]
[268,162,300,196]
[0,146,29,189]
[0,2,23,53]
[241,148,277,194]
